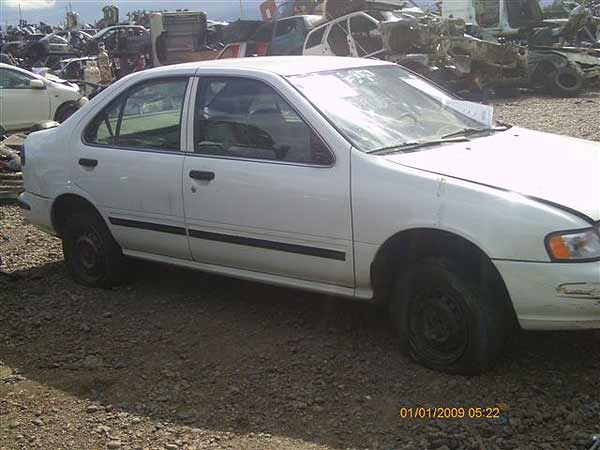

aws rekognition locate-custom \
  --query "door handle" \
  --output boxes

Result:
[189,170,215,181]
[79,158,98,168]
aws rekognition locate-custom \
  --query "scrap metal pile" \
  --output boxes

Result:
[0,6,227,96]
[0,131,24,200]
[312,0,600,96]
[0,0,598,101]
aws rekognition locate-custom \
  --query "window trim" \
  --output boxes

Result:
[189,74,336,169]
[81,75,191,154]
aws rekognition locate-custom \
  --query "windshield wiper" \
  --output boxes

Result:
[441,126,509,139]
[368,136,470,155]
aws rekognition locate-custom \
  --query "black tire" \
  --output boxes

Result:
[547,65,583,97]
[62,211,127,288]
[389,257,510,374]
[54,102,79,123]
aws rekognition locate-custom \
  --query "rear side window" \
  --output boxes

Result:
[84,78,188,151]
[193,77,333,166]
[305,26,326,49]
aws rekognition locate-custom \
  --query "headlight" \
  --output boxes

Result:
[545,227,600,261]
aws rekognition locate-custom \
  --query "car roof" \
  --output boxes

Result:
[154,56,393,77]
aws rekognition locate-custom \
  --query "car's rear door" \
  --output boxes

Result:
[72,75,192,260]
[182,74,354,288]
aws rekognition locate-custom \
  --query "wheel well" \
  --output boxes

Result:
[51,194,100,237]
[531,60,556,85]
[371,228,515,316]
[53,101,78,122]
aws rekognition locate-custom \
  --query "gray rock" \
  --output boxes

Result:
[107,440,122,449]
[81,355,103,369]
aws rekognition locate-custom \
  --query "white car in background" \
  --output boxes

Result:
[0,62,86,131]
[19,56,600,374]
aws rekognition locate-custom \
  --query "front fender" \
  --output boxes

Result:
[351,150,591,293]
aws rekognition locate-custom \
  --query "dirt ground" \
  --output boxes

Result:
[1,90,599,450]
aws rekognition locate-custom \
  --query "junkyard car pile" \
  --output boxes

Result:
[299,0,600,97]
[1,0,599,102]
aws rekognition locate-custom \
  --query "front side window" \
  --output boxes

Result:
[85,78,188,151]
[327,20,350,56]
[306,26,326,49]
[0,69,33,89]
[193,77,333,166]
[349,15,382,56]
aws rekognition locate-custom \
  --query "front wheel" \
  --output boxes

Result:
[546,65,583,97]
[389,257,510,374]
[62,211,127,288]
[55,102,79,123]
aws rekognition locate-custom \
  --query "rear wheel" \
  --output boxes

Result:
[389,257,510,374]
[62,211,127,288]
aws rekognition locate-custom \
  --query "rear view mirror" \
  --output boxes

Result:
[30,79,46,90]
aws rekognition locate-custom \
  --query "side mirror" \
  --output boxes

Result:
[30,79,46,90]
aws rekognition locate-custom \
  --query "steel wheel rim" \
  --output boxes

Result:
[557,72,578,89]
[408,288,469,365]
[74,232,103,279]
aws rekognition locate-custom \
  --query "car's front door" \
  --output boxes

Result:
[182,75,354,287]
[347,13,384,57]
[73,76,191,260]
[0,68,50,130]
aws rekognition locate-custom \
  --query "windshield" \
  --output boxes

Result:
[288,65,487,153]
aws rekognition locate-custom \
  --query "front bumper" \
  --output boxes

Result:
[18,191,56,236]
[494,259,600,330]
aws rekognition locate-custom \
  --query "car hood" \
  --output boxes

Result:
[384,127,600,222]
[47,75,82,95]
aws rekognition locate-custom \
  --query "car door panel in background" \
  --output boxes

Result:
[0,68,50,129]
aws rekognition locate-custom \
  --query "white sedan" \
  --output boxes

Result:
[0,62,86,131]
[19,56,600,373]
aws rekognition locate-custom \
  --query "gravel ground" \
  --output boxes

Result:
[492,88,600,142]
[1,92,600,450]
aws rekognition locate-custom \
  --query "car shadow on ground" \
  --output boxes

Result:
[1,259,599,449]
